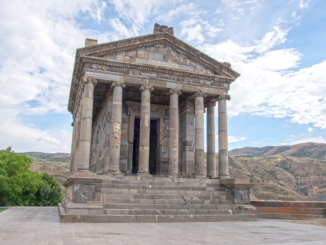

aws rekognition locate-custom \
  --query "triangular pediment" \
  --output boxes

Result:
[78,33,239,79]
[98,45,215,76]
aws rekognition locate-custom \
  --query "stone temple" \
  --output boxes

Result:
[59,24,257,223]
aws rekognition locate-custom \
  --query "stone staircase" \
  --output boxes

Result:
[98,176,257,222]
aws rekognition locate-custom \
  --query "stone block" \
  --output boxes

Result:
[73,184,95,203]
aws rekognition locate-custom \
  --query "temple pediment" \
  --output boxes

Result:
[77,31,239,79]
[90,44,216,76]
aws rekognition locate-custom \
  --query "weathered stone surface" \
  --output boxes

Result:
[74,184,95,203]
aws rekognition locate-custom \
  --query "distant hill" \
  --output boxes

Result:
[22,152,70,185]
[229,143,326,160]
[21,143,326,201]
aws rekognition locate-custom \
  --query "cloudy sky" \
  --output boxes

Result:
[0,0,325,153]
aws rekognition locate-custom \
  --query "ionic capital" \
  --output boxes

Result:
[140,84,154,92]
[217,94,231,101]
[195,91,206,98]
[167,89,181,96]
[83,76,97,85]
[111,81,126,89]
[205,101,216,107]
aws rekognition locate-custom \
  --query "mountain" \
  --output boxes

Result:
[21,143,326,201]
[228,143,326,201]
[22,152,70,185]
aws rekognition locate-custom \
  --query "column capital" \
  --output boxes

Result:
[111,81,126,89]
[195,91,206,98]
[83,76,97,85]
[205,101,216,107]
[167,89,181,95]
[217,94,231,101]
[140,84,154,92]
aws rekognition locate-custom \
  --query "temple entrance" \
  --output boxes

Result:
[132,118,158,175]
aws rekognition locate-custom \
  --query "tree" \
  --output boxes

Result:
[34,173,63,206]
[0,147,63,206]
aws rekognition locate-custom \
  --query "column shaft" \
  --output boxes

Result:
[207,102,216,177]
[168,89,181,175]
[109,81,125,174]
[127,112,135,174]
[218,95,230,178]
[138,85,154,175]
[195,91,206,176]
[77,77,96,171]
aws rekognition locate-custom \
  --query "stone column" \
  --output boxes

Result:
[108,81,126,174]
[168,89,181,176]
[77,76,97,172]
[127,108,135,175]
[69,121,76,175]
[194,91,206,177]
[138,85,154,175]
[206,101,216,178]
[218,95,230,178]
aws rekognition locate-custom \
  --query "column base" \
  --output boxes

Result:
[137,172,152,177]
[217,175,231,179]
[73,170,96,178]
[107,170,121,176]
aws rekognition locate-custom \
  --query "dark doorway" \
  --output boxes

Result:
[132,118,158,175]
[132,118,140,174]
[149,120,158,175]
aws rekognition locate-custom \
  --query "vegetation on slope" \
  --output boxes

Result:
[0,147,63,206]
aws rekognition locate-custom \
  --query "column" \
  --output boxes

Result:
[195,91,206,177]
[127,108,135,175]
[69,121,76,175]
[168,89,181,176]
[108,81,126,174]
[206,101,216,178]
[77,76,97,172]
[218,95,230,178]
[138,85,154,175]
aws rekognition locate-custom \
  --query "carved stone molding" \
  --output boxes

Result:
[217,94,231,101]
[111,81,126,89]
[167,89,181,96]
[205,101,216,107]
[195,91,206,98]
[153,23,174,36]
[140,84,154,92]
[83,76,97,85]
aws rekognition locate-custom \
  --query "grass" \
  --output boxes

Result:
[0,208,7,213]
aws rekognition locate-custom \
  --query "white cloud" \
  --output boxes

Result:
[282,136,326,145]
[299,0,311,9]
[255,26,288,53]
[180,18,205,44]
[157,3,201,22]
[215,135,247,143]
[0,0,112,152]
[201,26,326,129]
[308,128,313,132]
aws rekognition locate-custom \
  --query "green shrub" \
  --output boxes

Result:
[0,147,63,206]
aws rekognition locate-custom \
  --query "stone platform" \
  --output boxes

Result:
[2,207,326,245]
[251,201,326,220]
[59,175,257,223]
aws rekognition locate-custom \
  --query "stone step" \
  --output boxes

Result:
[103,180,221,188]
[101,184,221,191]
[104,202,234,210]
[255,207,326,215]
[104,198,186,204]
[105,209,255,215]
[101,188,226,196]
[257,213,325,220]
[103,193,226,200]
[79,214,257,223]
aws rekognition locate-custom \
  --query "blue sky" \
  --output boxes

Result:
[0,0,325,153]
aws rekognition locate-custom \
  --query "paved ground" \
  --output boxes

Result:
[1,207,326,245]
